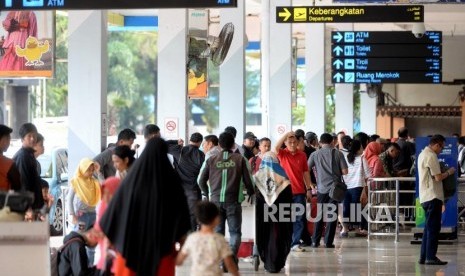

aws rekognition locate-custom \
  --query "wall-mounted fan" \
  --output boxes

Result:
[188,22,235,68]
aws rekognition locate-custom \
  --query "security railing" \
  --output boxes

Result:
[367,177,416,242]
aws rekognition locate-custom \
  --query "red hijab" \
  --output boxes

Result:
[364,142,383,168]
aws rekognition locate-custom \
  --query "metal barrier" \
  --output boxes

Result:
[458,177,465,231]
[368,177,416,242]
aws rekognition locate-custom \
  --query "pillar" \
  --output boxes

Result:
[305,24,326,135]
[220,1,246,141]
[68,11,107,173]
[268,0,292,142]
[360,91,377,135]
[157,10,188,141]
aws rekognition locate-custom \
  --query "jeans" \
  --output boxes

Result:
[420,198,443,261]
[215,202,242,262]
[312,192,338,246]
[291,194,306,247]
[74,212,96,267]
[343,187,363,228]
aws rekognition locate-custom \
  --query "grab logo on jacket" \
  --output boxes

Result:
[216,160,236,169]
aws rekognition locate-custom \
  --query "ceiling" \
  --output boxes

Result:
[111,2,465,38]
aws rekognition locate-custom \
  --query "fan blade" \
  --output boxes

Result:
[211,23,234,66]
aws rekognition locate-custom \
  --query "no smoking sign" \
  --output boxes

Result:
[164,117,179,138]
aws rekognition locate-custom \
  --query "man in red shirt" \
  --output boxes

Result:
[275,131,313,252]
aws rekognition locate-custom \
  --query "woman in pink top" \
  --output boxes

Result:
[0,11,37,71]
[95,177,121,273]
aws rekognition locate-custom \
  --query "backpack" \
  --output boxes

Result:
[50,237,83,276]
[440,161,456,203]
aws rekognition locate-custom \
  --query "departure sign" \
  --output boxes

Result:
[276,5,423,23]
[0,0,237,10]
[331,31,442,84]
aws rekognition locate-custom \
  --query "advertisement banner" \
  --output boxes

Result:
[0,10,54,78]
[415,137,458,229]
[187,9,208,99]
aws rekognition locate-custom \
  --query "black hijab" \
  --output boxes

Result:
[100,138,190,275]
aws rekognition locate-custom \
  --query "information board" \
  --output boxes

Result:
[276,5,423,23]
[0,0,237,10]
[331,31,442,84]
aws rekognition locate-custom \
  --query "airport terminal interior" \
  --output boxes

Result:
[3,0,465,275]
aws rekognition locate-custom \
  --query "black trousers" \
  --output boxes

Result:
[312,192,338,246]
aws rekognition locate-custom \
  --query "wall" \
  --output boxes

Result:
[406,117,460,137]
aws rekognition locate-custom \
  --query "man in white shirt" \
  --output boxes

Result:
[417,134,455,265]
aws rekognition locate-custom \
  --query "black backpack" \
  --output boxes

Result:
[440,162,456,203]
[50,237,83,276]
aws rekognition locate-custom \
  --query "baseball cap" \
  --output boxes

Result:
[244,132,257,140]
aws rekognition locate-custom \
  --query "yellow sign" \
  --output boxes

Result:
[276,5,424,23]
[278,8,291,22]
[293,8,307,22]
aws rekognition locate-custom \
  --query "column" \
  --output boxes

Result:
[68,11,107,173]
[220,2,246,140]
[157,10,188,141]
[305,24,326,135]
[261,0,270,137]
[335,24,354,136]
[268,0,292,142]
[360,91,377,135]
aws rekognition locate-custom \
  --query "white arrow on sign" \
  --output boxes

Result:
[333,72,343,82]
[333,59,343,70]
[332,32,343,43]
[333,46,343,56]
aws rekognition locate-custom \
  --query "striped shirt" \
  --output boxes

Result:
[341,151,372,189]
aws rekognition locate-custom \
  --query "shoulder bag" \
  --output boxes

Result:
[329,149,347,202]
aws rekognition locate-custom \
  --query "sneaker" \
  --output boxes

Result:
[291,245,306,252]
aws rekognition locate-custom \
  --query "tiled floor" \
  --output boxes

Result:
[51,233,465,275]
[175,235,465,275]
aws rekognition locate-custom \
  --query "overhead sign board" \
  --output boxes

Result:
[331,44,441,58]
[276,5,423,23]
[331,31,442,84]
[331,58,441,71]
[331,31,441,44]
[332,71,441,84]
[0,0,237,10]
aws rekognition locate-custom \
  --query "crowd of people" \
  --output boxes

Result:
[0,121,460,274]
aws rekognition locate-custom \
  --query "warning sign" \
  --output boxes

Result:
[164,117,178,138]
[276,124,287,136]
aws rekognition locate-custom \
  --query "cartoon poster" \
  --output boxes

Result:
[187,9,208,99]
[0,10,54,78]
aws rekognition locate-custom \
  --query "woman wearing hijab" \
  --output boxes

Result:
[253,151,293,273]
[364,141,385,178]
[100,138,190,276]
[67,158,101,266]
[67,158,101,231]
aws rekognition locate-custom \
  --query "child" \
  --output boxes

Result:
[176,202,239,276]
[249,137,271,175]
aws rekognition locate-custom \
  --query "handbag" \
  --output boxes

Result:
[329,149,347,202]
